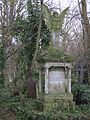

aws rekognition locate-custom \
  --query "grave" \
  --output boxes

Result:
[26,72,36,98]
[39,62,74,110]
[38,5,74,110]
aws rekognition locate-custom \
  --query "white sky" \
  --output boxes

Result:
[44,0,77,9]
[44,0,90,12]
[44,0,90,40]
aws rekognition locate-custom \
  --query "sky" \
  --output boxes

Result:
[44,0,90,12]
[44,0,78,9]
[43,0,90,41]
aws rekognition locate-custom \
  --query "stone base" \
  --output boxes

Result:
[44,93,75,111]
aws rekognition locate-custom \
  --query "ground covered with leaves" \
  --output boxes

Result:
[0,85,90,120]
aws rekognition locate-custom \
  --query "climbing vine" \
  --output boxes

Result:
[0,46,5,88]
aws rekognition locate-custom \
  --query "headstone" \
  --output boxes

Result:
[48,67,67,94]
[26,72,36,98]
[44,62,72,94]
[27,79,36,98]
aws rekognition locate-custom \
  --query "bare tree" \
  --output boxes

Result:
[0,0,26,84]
[81,0,90,83]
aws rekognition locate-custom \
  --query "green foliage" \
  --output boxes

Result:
[0,46,5,87]
[0,90,90,120]
[14,0,51,75]
[37,47,74,63]
[0,88,43,120]
[0,87,90,120]
[13,0,51,93]
[72,83,90,104]
[0,46,5,69]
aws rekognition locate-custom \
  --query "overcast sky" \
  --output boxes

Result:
[44,0,77,9]
[44,0,90,12]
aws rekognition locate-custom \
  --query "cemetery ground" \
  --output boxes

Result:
[0,49,90,120]
[0,82,90,120]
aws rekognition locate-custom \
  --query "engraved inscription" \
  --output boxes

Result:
[49,70,65,83]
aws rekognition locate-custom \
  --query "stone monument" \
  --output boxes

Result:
[38,5,74,110]
[39,62,74,110]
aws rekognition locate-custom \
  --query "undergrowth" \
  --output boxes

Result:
[0,87,90,120]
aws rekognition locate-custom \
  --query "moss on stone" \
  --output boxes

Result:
[37,47,74,63]
[44,93,75,111]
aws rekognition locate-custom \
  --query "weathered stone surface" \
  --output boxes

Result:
[39,62,74,110]
[44,62,72,94]
[44,93,73,103]
[44,93,75,111]
[48,68,67,94]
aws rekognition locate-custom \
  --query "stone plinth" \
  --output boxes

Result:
[39,62,75,110]
[44,93,75,111]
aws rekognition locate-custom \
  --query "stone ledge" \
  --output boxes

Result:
[44,93,73,103]
[44,101,75,111]
[43,93,75,111]
[44,62,73,68]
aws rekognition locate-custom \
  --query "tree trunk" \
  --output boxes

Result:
[81,0,90,84]
[30,0,43,70]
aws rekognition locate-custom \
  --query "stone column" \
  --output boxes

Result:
[68,68,71,93]
[45,67,49,94]
[39,69,42,92]
[36,83,39,98]
[52,31,60,48]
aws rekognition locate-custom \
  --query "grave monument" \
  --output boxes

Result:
[38,5,74,110]
[44,62,74,110]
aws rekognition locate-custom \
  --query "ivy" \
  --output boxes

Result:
[0,46,5,87]
[37,47,74,63]
[14,0,51,76]
[72,83,90,105]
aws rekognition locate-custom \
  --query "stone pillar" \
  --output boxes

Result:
[52,32,60,48]
[45,67,49,94]
[39,69,42,92]
[68,68,71,93]
[36,83,39,98]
